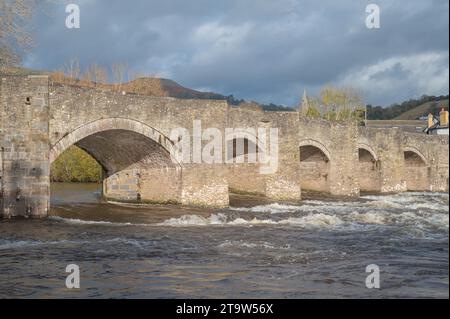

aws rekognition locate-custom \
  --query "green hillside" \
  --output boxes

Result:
[367,95,449,120]
[394,100,449,120]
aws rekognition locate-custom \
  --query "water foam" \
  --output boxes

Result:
[218,240,290,250]
[49,216,147,227]
[348,212,388,225]
[157,212,344,228]
[230,203,300,214]
[0,237,155,250]
[49,192,448,233]
[279,214,343,227]
[0,239,92,250]
[0,240,42,250]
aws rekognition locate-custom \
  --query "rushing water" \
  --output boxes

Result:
[0,183,448,298]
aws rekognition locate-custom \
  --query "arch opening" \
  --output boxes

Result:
[226,137,265,195]
[50,120,182,205]
[403,149,430,191]
[404,151,427,167]
[358,147,381,193]
[299,144,330,193]
[226,137,259,162]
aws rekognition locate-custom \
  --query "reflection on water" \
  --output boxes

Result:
[0,183,448,298]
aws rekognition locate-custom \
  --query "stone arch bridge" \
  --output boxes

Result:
[1,75,448,218]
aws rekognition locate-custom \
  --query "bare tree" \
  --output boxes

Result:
[0,0,39,67]
[82,63,107,87]
[111,62,128,91]
[63,57,80,83]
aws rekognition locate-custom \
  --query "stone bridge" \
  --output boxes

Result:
[1,75,448,218]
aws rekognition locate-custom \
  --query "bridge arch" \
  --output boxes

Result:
[299,139,331,193]
[50,118,180,164]
[224,130,266,196]
[357,143,378,162]
[403,146,428,166]
[224,129,262,163]
[299,139,331,161]
[403,146,430,191]
[357,143,381,192]
[50,118,183,204]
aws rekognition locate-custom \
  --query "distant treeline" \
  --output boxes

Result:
[367,95,449,120]
[225,95,294,111]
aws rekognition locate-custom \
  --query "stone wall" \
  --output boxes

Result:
[181,164,229,207]
[0,75,50,218]
[358,127,407,193]
[299,118,360,197]
[359,127,449,193]
[299,146,330,193]
[402,133,448,192]
[357,148,381,192]
[1,75,448,218]
[103,167,182,203]
[226,106,301,201]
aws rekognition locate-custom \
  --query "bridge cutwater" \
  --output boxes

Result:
[0,75,448,218]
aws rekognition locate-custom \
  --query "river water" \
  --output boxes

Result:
[0,183,448,298]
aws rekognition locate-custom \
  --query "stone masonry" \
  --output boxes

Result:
[0,75,448,218]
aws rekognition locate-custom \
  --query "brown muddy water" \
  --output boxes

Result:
[0,183,448,298]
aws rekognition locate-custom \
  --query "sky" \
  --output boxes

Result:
[25,0,449,107]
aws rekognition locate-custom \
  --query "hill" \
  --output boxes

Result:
[367,95,449,120]
[394,99,449,120]
[0,66,230,100]
[118,77,231,101]
[1,66,292,111]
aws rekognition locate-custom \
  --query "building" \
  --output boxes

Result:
[424,108,449,135]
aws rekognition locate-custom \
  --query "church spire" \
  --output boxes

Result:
[299,89,309,116]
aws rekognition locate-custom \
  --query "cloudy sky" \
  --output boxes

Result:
[26,0,449,107]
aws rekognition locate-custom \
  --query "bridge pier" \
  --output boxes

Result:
[358,128,407,194]
[299,119,360,198]
[264,148,302,201]
[181,164,229,207]
[265,172,301,201]
[104,167,182,204]
[0,75,50,218]
[379,163,407,193]
[429,159,449,192]
[328,156,360,197]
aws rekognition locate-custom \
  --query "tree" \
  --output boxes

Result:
[319,86,365,121]
[0,0,41,67]
[305,105,321,119]
[51,146,102,183]
[82,63,108,86]
[304,86,366,123]
[306,86,365,122]
[111,62,128,91]
[63,57,80,83]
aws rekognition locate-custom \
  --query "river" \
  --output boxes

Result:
[0,183,448,298]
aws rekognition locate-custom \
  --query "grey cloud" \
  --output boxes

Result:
[26,0,449,106]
